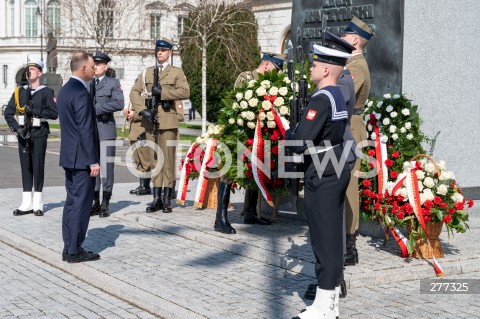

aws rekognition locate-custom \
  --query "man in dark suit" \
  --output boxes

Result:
[58,51,101,263]
[89,51,125,218]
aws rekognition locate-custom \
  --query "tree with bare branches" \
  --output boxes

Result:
[179,0,260,132]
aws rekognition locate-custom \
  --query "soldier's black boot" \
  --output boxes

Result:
[90,191,101,216]
[130,179,145,194]
[243,188,271,225]
[146,187,163,213]
[162,187,173,213]
[214,182,236,234]
[99,191,112,218]
[137,178,151,195]
[170,181,177,199]
[344,234,358,266]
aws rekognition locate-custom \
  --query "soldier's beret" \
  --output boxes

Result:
[343,16,376,40]
[93,51,111,64]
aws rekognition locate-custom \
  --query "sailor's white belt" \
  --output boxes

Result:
[305,143,340,155]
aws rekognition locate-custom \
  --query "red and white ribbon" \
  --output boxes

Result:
[176,142,198,206]
[194,138,217,208]
[374,123,388,197]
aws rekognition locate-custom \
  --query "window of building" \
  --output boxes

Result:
[9,0,15,36]
[177,16,184,37]
[25,0,38,37]
[150,14,161,40]
[47,0,61,35]
[3,65,7,88]
[98,0,114,38]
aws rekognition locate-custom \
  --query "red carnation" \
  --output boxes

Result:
[245,171,253,178]
[271,130,281,141]
[440,203,447,208]
[424,216,431,222]
[443,215,452,224]
[363,179,372,188]
[424,200,434,210]
[468,199,474,208]
[454,202,464,210]
[363,189,372,197]
[385,159,394,167]
[374,203,381,210]
[369,161,375,168]
[272,146,279,155]
[390,171,398,179]
[392,151,400,159]
[448,208,456,215]
[397,195,405,202]
[270,160,276,169]
[263,94,270,101]
[368,149,376,157]
[404,203,414,214]
[246,138,254,146]
[397,211,405,219]
[364,199,371,205]
[433,196,442,205]
[187,152,194,159]
[247,162,252,171]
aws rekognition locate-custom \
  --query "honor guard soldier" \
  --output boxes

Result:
[286,38,353,319]
[130,38,190,213]
[341,16,376,266]
[233,52,286,227]
[4,58,58,216]
[89,51,125,218]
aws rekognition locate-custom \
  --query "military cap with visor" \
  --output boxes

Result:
[155,37,174,50]
[26,58,44,72]
[313,32,353,67]
[93,51,111,64]
[261,52,287,70]
[343,16,376,40]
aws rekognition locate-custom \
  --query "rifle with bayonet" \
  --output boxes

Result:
[23,66,33,153]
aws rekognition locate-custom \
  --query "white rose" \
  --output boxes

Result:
[386,105,393,112]
[377,101,384,108]
[367,124,373,131]
[295,70,300,75]
[258,112,266,121]
[451,193,464,203]
[393,94,401,99]
[392,133,399,140]
[364,114,370,122]
[436,184,448,195]
[423,188,435,201]
[269,86,279,96]
[438,160,447,171]
[423,177,435,188]
[402,108,410,116]
[248,98,259,107]
[419,193,427,204]
[383,93,392,99]
[228,118,235,124]
[400,187,408,199]
[244,90,253,100]
[266,112,275,121]
[370,132,376,140]
[232,102,239,110]
[262,100,272,110]
[240,101,248,109]
[367,100,373,107]
[267,120,276,128]
[403,161,412,170]
[260,121,264,128]
[400,127,406,133]
[279,106,288,115]
[247,122,255,129]
[447,171,455,179]
[260,80,271,89]
[389,125,397,133]
[418,181,424,192]
[213,128,220,135]
[274,97,284,107]
[424,163,436,174]
[256,86,266,96]
[246,111,255,121]
[284,77,292,84]
[382,118,390,125]
[237,118,244,126]
[380,135,388,143]
[405,122,412,129]
[415,170,425,180]
[375,112,382,120]
[278,87,289,96]
[201,132,209,138]
[241,111,247,119]
[291,82,299,93]
[235,93,243,101]
[390,111,398,118]
[406,133,413,140]
[248,80,257,88]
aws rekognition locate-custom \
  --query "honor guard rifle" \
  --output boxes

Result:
[23,65,33,153]
[151,61,161,136]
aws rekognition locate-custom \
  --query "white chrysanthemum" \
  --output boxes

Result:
[438,160,447,171]
[367,100,373,107]
[267,120,276,128]
[247,122,255,129]
[423,188,435,201]
[248,80,257,88]
[266,112,275,121]
[370,132,376,140]
[416,170,425,180]
[380,135,388,143]
[279,106,288,115]
[392,133,399,140]
[406,133,413,140]
[436,184,448,195]
[262,100,272,111]
[278,87,289,96]
[367,124,373,131]
[284,77,292,84]
[390,111,398,118]
[244,90,253,100]
[400,127,406,133]
[237,118,244,126]
[248,98,259,107]
[236,93,243,101]
[240,101,248,109]
[418,181,424,192]
[389,125,397,133]
[377,101,384,108]
[386,105,393,112]
[258,112,266,121]
[245,111,255,121]
[269,86,279,96]
[402,108,410,116]
[423,177,435,188]
[393,94,401,99]
[232,102,239,110]
[260,80,271,89]
[384,93,392,99]
[228,118,235,124]
[273,97,284,107]
[382,118,390,125]
[256,86,267,96]
[405,122,412,129]
[451,192,464,203]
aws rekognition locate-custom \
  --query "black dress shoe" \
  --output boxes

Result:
[244,216,272,225]
[62,250,67,261]
[34,210,44,216]
[67,249,100,263]
[13,209,33,216]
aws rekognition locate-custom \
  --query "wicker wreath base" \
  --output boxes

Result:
[409,222,444,259]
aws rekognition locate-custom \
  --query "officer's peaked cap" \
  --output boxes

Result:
[156,37,174,50]
[343,16,376,40]
[26,58,44,72]
[261,52,287,70]
[93,51,111,64]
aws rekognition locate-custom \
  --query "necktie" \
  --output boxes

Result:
[95,78,99,85]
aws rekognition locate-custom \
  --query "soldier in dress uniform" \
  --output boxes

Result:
[287,40,353,319]
[234,52,286,226]
[89,51,125,218]
[130,38,190,213]
[4,58,58,216]
[341,16,376,266]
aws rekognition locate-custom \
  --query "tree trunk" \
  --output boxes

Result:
[201,33,207,133]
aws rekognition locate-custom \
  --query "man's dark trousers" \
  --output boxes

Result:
[62,168,95,255]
